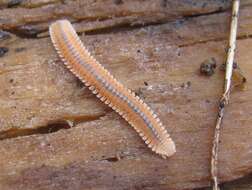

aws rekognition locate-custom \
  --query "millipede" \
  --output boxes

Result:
[49,20,176,158]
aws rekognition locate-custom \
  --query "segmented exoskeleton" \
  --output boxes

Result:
[49,20,176,158]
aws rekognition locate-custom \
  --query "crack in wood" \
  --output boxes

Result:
[1,4,232,39]
[0,113,106,141]
[178,34,252,48]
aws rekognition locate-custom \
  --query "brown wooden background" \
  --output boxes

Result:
[0,0,252,189]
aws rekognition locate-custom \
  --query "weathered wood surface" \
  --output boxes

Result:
[0,1,252,190]
[222,175,252,190]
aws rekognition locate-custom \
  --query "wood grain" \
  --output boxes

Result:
[0,1,252,190]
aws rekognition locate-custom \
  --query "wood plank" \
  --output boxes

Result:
[0,1,252,189]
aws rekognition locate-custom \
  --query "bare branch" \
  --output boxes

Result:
[211,1,240,190]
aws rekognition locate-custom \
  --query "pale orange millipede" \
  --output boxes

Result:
[49,20,176,158]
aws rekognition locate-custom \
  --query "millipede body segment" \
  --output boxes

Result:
[49,20,176,158]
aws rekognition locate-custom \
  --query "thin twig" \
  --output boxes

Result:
[211,1,240,190]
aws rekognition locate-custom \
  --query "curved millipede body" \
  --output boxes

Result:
[49,20,176,158]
